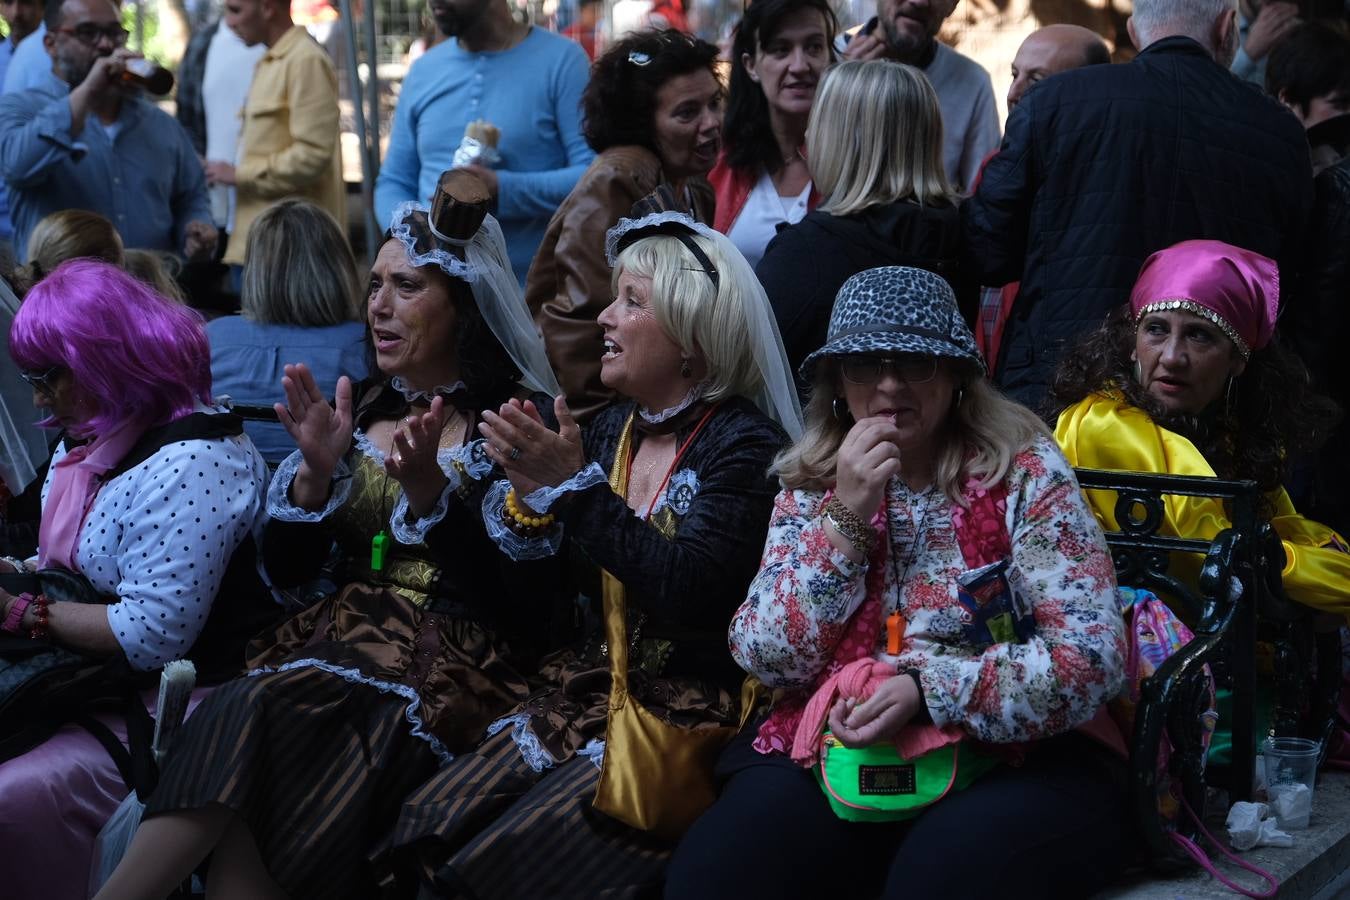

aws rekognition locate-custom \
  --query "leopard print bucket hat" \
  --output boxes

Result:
[799,266,985,380]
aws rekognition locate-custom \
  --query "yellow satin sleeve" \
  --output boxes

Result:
[1054,392,1350,618]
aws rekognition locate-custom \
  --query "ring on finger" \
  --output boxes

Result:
[509,446,522,461]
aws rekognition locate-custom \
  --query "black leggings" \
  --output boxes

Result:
[666,728,1131,900]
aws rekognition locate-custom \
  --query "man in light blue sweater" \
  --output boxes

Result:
[375,0,594,285]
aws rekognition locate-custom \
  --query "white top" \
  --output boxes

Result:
[727,169,811,270]
[41,425,268,671]
[202,22,266,228]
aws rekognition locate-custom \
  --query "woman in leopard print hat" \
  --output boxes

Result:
[668,265,1131,899]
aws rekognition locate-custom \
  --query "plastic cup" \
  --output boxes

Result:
[1261,737,1320,829]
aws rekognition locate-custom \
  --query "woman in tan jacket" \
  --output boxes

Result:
[525,29,722,421]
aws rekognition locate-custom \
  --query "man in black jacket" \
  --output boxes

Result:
[964,0,1314,413]
[1266,22,1350,532]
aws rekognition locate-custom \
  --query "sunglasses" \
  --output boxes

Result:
[19,365,64,397]
[839,355,938,386]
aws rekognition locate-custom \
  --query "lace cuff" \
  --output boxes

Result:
[388,442,497,545]
[521,462,607,513]
[389,480,455,545]
[448,439,496,482]
[482,479,564,560]
[266,451,352,523]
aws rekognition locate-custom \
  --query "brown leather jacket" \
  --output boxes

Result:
[524,145,713,422]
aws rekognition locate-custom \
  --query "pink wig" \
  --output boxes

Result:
[8,260,212,437]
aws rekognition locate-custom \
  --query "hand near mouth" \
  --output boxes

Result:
[833,414,905,521]
[842,29,890,62]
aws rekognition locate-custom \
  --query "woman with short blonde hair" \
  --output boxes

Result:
[757,59,973,377]
[609,226,780,408]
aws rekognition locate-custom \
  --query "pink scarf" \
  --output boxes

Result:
[38,419,147,570]
[789,657,964,766]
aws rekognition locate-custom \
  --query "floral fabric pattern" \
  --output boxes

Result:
[730,435,1127,745]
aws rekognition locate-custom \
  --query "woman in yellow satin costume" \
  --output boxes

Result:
[1051,239,1349,619]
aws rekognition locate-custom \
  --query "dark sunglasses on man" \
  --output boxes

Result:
[56,23,130,47]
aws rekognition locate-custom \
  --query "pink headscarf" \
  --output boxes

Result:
[1129,240,1279,359]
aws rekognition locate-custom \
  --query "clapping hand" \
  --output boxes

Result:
[479,396,584,498]
[276,365,353,510]
[386,396,449,518]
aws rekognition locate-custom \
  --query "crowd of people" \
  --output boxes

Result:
[1,0,1348,896]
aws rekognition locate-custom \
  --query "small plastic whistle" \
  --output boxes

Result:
[886,611,906,656]
[371,530,390,572]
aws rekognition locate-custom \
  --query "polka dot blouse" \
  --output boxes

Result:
[42,432,269,671]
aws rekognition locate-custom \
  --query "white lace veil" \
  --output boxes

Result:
[606,212,804,440]
[0,278,47,494]
[388,201,560,397]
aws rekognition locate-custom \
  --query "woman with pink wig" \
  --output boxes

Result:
[0,260,272,900]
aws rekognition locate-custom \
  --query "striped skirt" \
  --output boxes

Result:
[145,663,438,899]
[395,725,674,899]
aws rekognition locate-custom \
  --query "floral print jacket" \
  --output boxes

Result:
[729,435,1127,744]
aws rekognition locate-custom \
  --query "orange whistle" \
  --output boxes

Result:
[886,612,906,655]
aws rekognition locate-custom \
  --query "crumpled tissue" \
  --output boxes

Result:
[1226,801,1294,851]
[1268,781,1313,829]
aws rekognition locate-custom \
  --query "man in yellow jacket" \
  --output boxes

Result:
[205,0,345,266]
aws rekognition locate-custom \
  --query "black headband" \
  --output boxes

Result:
[616,221,720,290]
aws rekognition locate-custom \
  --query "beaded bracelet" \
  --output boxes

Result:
[2,591,33,635]
[28,593,50,640]
[823,497,875,556]
[504,487,557,536]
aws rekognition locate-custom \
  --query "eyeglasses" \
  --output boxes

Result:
[56,23,130,47]
[839,355,938,386]
[19,365,64,398]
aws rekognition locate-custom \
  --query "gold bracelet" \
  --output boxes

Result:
[504,487,556,534]
[823,498,874,556]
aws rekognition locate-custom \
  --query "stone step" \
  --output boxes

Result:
[1098,771,1350,899]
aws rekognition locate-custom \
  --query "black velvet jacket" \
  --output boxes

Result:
[558,396,787,685]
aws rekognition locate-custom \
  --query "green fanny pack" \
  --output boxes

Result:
[814,731,1002,823]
